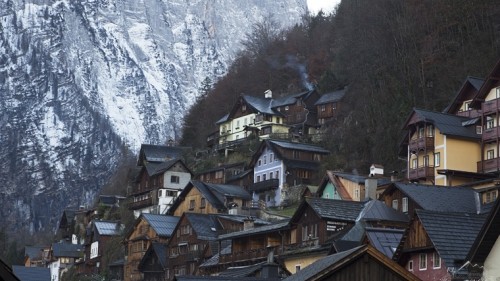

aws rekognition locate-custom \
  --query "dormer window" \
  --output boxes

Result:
[242,104,247,112]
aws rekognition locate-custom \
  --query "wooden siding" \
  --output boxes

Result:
[172,187,220,216]
[381,189,418,218]
[403,218,432,250]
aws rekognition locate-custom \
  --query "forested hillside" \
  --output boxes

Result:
[181,0,500,173]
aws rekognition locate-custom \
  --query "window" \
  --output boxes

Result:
[215,170,223,179]
[264,156,267,164]
[484,190,498,203]
[412,158,418,169]
[189,200,195,210]
[465,101,471,111]
[332,102,337,110]
[434,153,440,167]
[293,151,300,159]
[263,174,267,181]
[275,171,279,179]
[181,225,191,235]
[285,106,289,111]
[486,116,494,130]
[295,265,301,272]
[171,175,180,183]
[269,172,273,179]
[477,125,483,134]
[258,160,262,166]
[242,104,246,112]
[408,260,413,271]
[158,189,163,198]
[313,154,321,161]
[402,197,408,213]
[320,105,326,112]
[496,87,500,98]
[419,253,427,270]
[354,188,359,199]
[270,153,274,162]
[256,175,260,182]
[392,199,398,210]
[427,125,434,137]
[418,127,424,138]
[433,252,441,269]
[302,225,309,241]
[423,155,429,167]
[200,198,206,208]
[236,120,240,129]
[487,149,495,160]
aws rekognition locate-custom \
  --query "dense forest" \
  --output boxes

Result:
[181,0,500,173]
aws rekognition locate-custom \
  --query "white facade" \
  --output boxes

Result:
[253,147,286,206]
[90,241,99,259]
[482,236,500,281]
[49,259,61,281]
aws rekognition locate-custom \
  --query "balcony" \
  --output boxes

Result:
[248,179,279,193]
[408,137,434,153]
[456,109,481,118]
[219,247,278,264]
[128,197,153,210]
[482,98,500,115]
[408,166,434,181]
[477,158,500,173]
[482,127,500,143]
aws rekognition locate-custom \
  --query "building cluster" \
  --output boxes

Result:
[7,61,500,281]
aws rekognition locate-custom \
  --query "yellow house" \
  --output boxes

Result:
[402,108,482,186]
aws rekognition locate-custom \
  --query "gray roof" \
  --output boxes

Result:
[314,88,346,105]
[411,109,480,139]
[391,182,478,213]
[219,220,290,240]
[24,246,46,260]
[217,214,271,226]
[12,266,50,281]
[271,90,314,107]
[359,200,409,223]
[306,198,365,222]
[242,95,278,115]
[185,213,223,240]
[199,244,232,268]
[334,172,392,186]
[140,144,185,163]
[283,246,363,281]
[190,181,251,211]
[219,262,266,277]
[142,213,180,238]
[269,140,330,154]
[94,221,123,236]
[417,210,486,267]
[51,241,83,258]
[365,227,404,259]
[175,276,281,281]
[215,113,230,125]
[468,76,485,91]
[145,158,185,177]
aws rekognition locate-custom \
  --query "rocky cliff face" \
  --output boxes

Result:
[0,0,306,233]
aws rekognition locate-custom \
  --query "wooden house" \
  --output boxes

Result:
[76,220,123,275]
[124,214,179,281]
[379,182,482,218]
[443,76,484,118]
[24,245,50,267]
[393,210,485,281]
[314,88,346,127]
[136,144,187,166]
[282,245,421,281]
[129,158,192,217]
[195,162,246,184]
[467,197,500,280]
[167,181,252,217]
[138,242,168,281]
[249,139,329,207]
[47,241,83,281]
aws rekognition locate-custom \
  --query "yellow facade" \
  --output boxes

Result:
[282,253,328,274]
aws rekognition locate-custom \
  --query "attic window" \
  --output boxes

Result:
[242,104,247,112]
[285,106,289,111]
[171,175,180,184]
[496,87,500,98]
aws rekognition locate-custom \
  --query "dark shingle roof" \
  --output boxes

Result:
[145,158,185,177]
[359,200,409,223]
[139,144,185,163]
[186,213,223,240]
[217,214,270,226]
[24,246,46,260]
[283,246,363,281]
[391,183,478,213]
[306,198,365,221]
[174,276,281,281]
[417,210,486,267]
[190,181,251,211]
[94,220,123,236]
[142,214,180,238]
[269,140,330,154]
[12,265,50,281]
[333,172,391,186]
[242,95,278,115]
[218,262,266,277]
[314,88,346,105]
[271,90,314,107]
[365,227,404,259]
[51,241,83,258]
[219,220,290,240]
[412,109,480,139]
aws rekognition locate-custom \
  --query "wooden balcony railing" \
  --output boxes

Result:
[128,197,153,210]
[456,109,481,118]
[482,98,500,114]
[408,137,434,152]
[482,127,500,143]
[477,158,500,173]
[219,247,278,264]
[248,179,279,193]
[408,166,434,181]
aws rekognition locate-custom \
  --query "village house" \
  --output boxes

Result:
[282,245,421,281]
[167,180,253,217]
[314,88,346,128]
[75,220,123,276]
[393,209,485,281]
[124,213,179,281]
[467,196,500,280]
[442,76,484,118]
[195,162,246,184]
[249,139,329,207]
[129,157,192,217]
[47,240,83,281]
[137,242,168,281]
[23,245,50,267]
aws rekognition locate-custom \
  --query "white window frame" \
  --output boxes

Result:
[434,152,440,167]
[402,197,408,213]
[392,199,398,210]
[433,252,441,269]
[419,253,427,270]
[408,260,413,271]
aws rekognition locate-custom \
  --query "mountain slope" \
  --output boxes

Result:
[0,0,306,234]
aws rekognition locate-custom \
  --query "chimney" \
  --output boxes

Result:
[264,89,272,99]
[369,164,384,177]
[243,216,255,230]
[365,177,378,200]
[391,171,399,182]
[262,246,279,278]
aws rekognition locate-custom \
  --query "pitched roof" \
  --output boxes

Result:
[138,242,167,270]
[359,200,409,223]
[144,158,190,177]
[141,213,180,238]
[304,198,365,222]
[12,266,50,281]
[416,210,486,267]
[283,245,419,281]
[137,144,186,165]
[94,220,123,236]
[269,140,330,154]
[314,88,346,105]
[470,59,500,107]
[443,76,484,114]
[468,197,500,264]
[1,258,20,281]
[192,181,251,210]
[51,241,83,258]
[271,89,315,107]
[384,182,479,213]
[242,95,279,115]
[405,108,480,139]
[218,219,290,240]
[218,261,266,277]
[24,246,46,260]
[365,227,404,259]
[185,213,223,240]
[174,276,281,281]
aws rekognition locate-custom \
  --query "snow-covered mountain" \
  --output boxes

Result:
[0,0,307,234]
